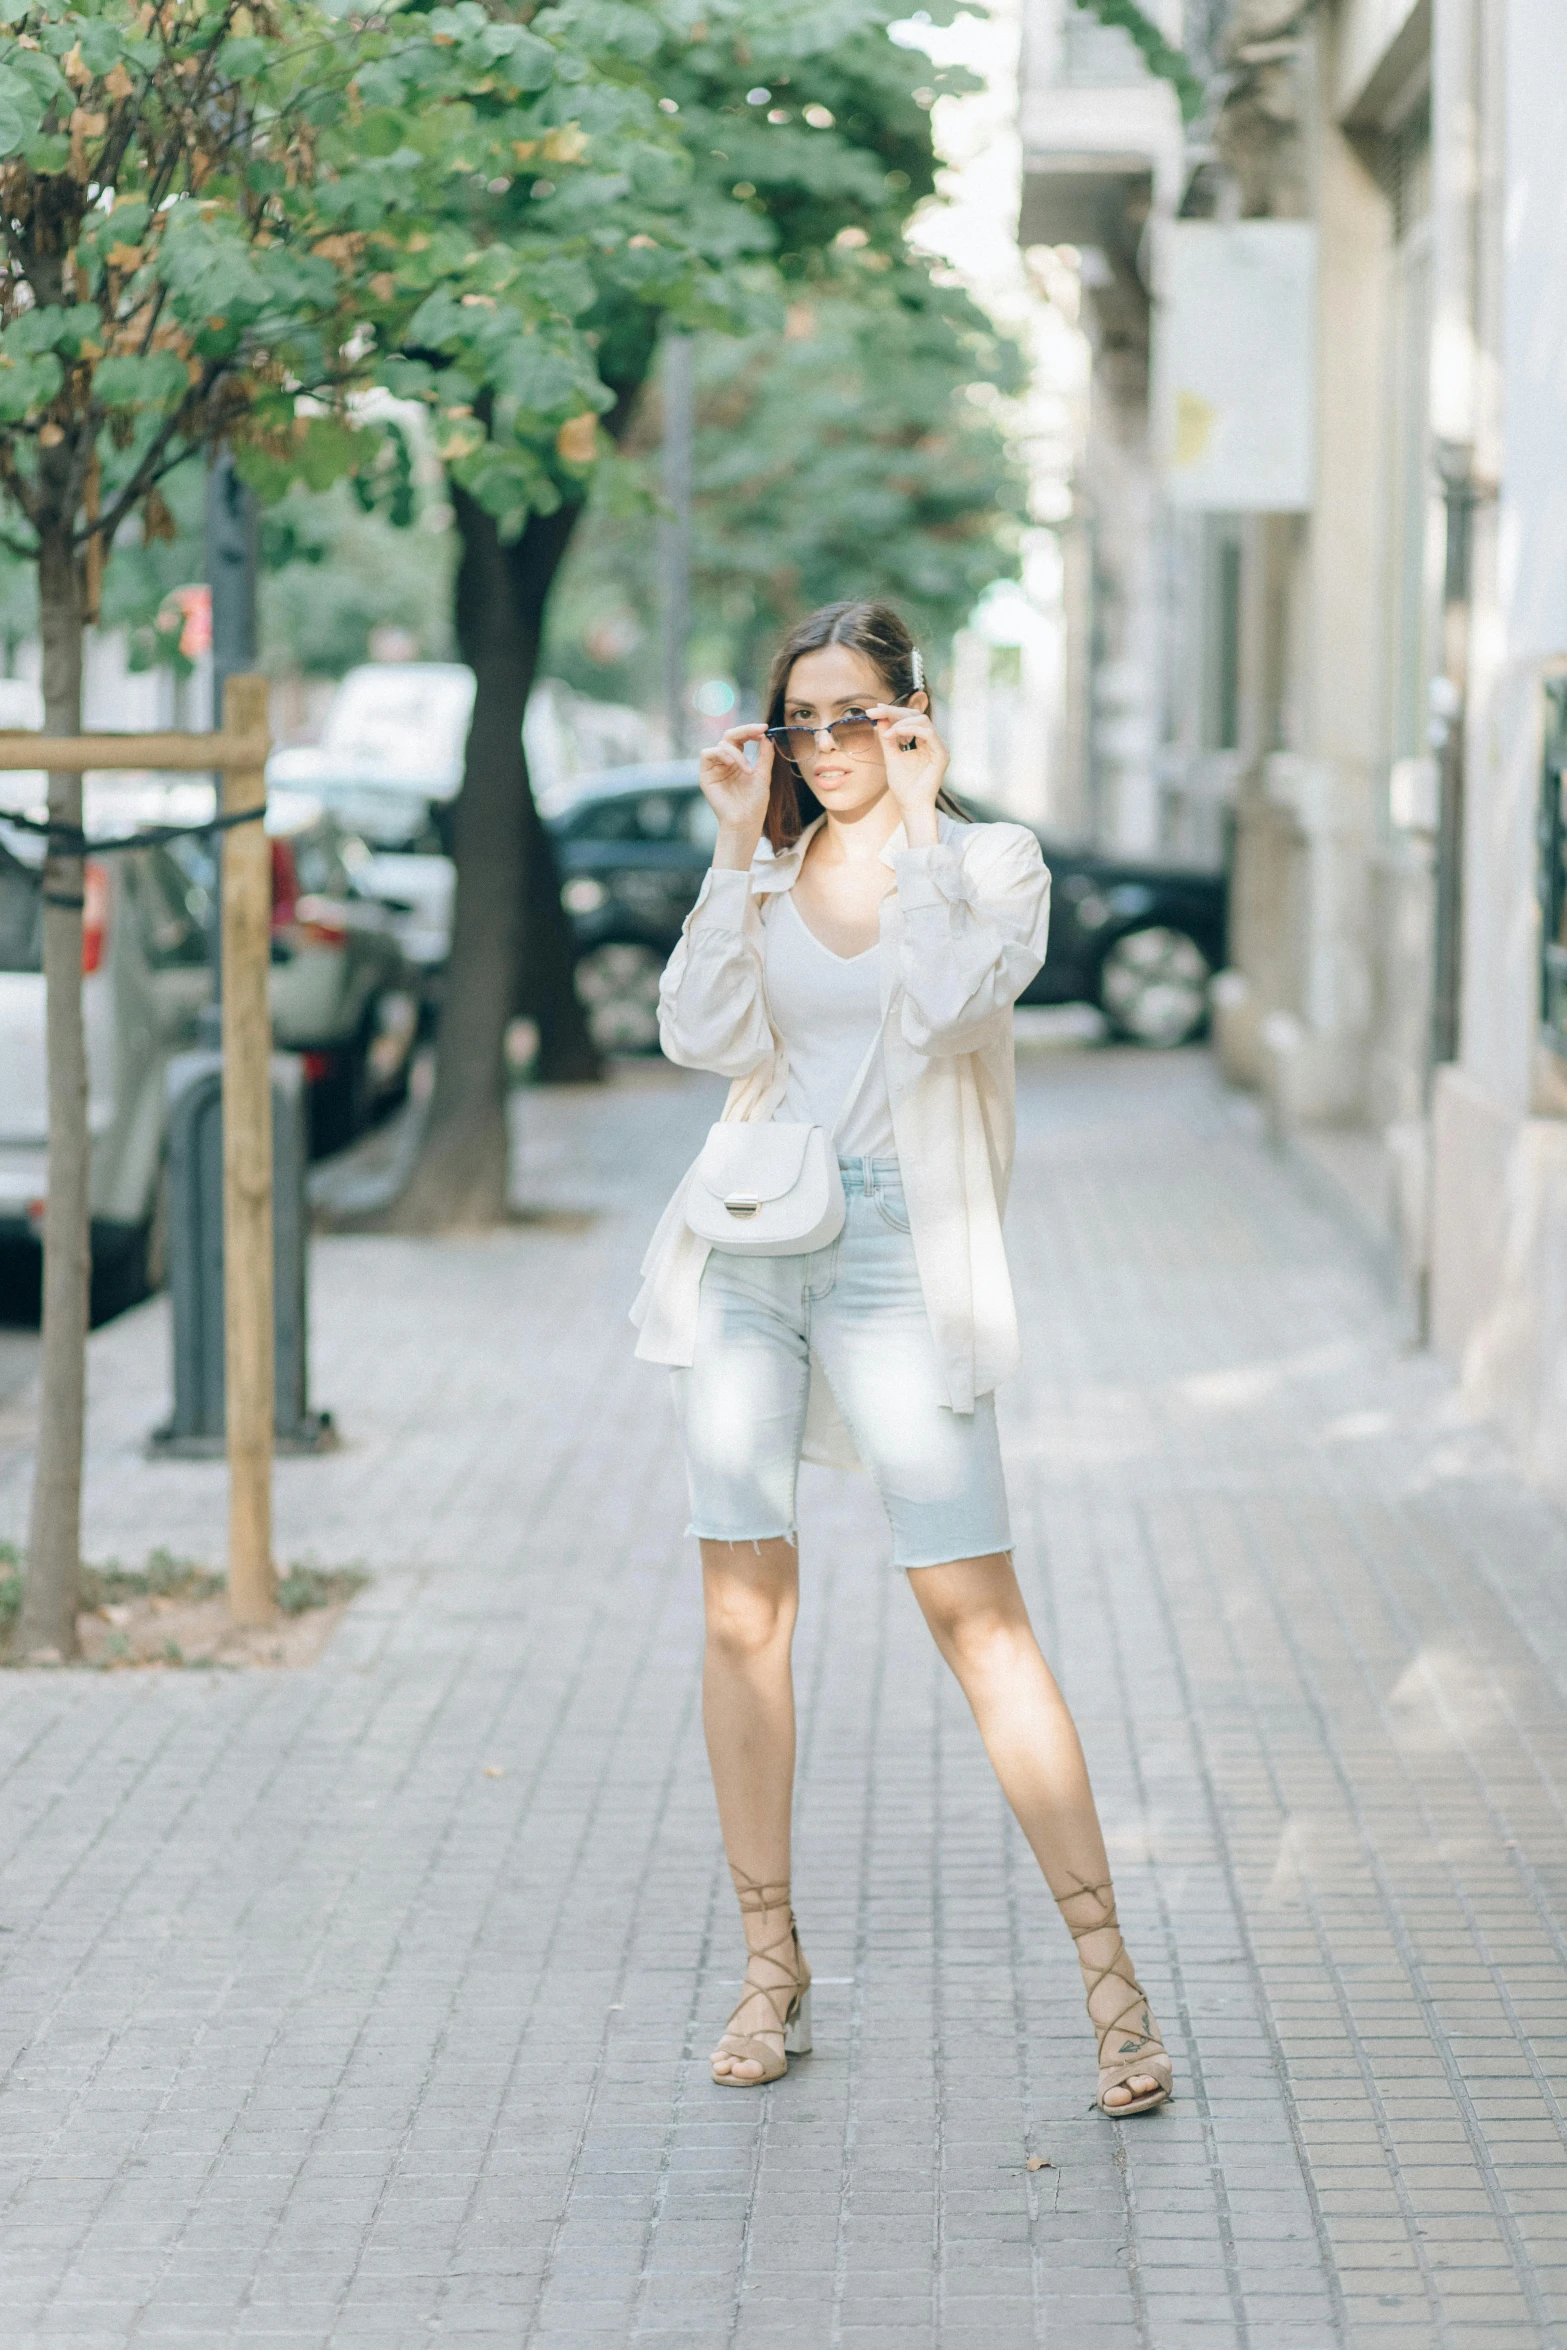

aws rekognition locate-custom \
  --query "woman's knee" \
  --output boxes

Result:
[939,1604,1033,1684]
[702,1543,798,1661]
[912,1559,1033,1675]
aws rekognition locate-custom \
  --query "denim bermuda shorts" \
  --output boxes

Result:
[671,1157,1012,1572]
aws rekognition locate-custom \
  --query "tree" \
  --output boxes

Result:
[548,260,1026,710]
[0,0,629,1654]
[389,0,988,1228]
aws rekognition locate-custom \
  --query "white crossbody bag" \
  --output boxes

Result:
[684,1119,846,1257]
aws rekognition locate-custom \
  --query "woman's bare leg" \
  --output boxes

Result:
[908,1552,1162,2108]
[701,1537,802,2083]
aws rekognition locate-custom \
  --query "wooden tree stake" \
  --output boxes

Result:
[220,673,276,1624]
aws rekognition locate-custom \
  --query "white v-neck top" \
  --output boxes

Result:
[762,889,896,1157]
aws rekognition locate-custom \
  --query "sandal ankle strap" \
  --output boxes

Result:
[1054,1875,1120,1939]
[728,1863,794,1916]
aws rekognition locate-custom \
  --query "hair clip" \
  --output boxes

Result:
[910,647,925,691]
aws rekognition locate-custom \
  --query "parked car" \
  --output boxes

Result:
[268,664,470,984]
[291,783,455,982]
[547,765,1228,1054]
[0,790,419,1306]
[549,764,720,1053]
[268,662,475,804]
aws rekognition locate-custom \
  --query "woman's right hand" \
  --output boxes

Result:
[699,724,773,869]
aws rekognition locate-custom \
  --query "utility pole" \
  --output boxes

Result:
[660,331,693,757]
[202,451,259,1040]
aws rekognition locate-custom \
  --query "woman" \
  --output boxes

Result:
[633,600,1171,2115]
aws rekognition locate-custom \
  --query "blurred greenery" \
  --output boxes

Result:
[0,460,456,686]
[545,257,1027,710]
[258,489,458,678]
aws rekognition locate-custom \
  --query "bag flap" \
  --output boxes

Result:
[696,1121,814,1202]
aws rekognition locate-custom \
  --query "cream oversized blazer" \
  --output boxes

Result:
[631,810,1052,1466]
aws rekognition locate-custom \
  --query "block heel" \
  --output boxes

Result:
[783,1985,812,2056]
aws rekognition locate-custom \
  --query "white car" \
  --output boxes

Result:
[267,661,475,803]
[268,664,469,977]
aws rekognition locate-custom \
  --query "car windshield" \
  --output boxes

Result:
[571,789,713,846]
[289,823,352,898]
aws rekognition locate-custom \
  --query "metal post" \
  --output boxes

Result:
[202,451,259,1044]
[660,331,693,756]
[220,672,276,1625]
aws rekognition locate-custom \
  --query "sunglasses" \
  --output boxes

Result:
[764,704,908,763]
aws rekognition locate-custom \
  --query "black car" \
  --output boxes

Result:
[549,763,1228,1055]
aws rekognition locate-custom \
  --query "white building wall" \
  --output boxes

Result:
[1430,0,1567,1501]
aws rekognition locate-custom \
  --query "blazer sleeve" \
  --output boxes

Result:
[890,824,1052,1055]
[657,866,776,1077]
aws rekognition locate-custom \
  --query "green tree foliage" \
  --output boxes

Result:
[258,484,458,677]
[448,0,981,502]
[0,0,621,575]
[0,0,677,1656]
[549,260,1025,709]
[383,0,994,1213]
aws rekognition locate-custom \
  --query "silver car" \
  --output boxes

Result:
[0,792,418,1308]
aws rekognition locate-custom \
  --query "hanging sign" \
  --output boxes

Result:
[1153,220,1317,511]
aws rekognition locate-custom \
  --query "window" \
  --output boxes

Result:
[289,824,351,898]
[574,796,645,843]
[131,848,210,969]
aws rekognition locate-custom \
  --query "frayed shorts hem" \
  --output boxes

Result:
[898,1539,1013,1573]
[687,1523,799,1551]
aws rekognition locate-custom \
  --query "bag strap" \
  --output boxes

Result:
[722,1043,791,1127]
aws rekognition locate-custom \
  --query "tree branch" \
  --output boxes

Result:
[87,364,223,548]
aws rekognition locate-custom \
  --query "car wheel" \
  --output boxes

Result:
[89,1167,167,1323]
[1097,925,1213,1048]
[573,940,666,1055]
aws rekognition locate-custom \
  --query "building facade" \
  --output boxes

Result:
[1027,0,1567,1500]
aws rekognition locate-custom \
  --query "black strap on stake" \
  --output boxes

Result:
[0,800,269,857]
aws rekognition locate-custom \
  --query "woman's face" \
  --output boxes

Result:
[779,644,926,822]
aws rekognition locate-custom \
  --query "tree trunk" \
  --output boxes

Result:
[516,776,600,1083]
[19,516,87,1661]
[388,490,592,1230]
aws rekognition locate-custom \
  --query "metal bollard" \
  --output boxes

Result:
[149,1050,334,1456]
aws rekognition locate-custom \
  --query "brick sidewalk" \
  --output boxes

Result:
[1,1044,1564,2349]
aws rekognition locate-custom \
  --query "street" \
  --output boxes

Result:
[1,1038,1564,2348]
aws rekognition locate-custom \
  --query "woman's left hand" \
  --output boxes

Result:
[868,705,948,841]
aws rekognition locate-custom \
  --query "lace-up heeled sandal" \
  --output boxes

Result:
[1056,1877,1173,2117]
[710,1868,812,2088]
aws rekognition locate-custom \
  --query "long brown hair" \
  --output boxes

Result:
[761,599,969,850]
